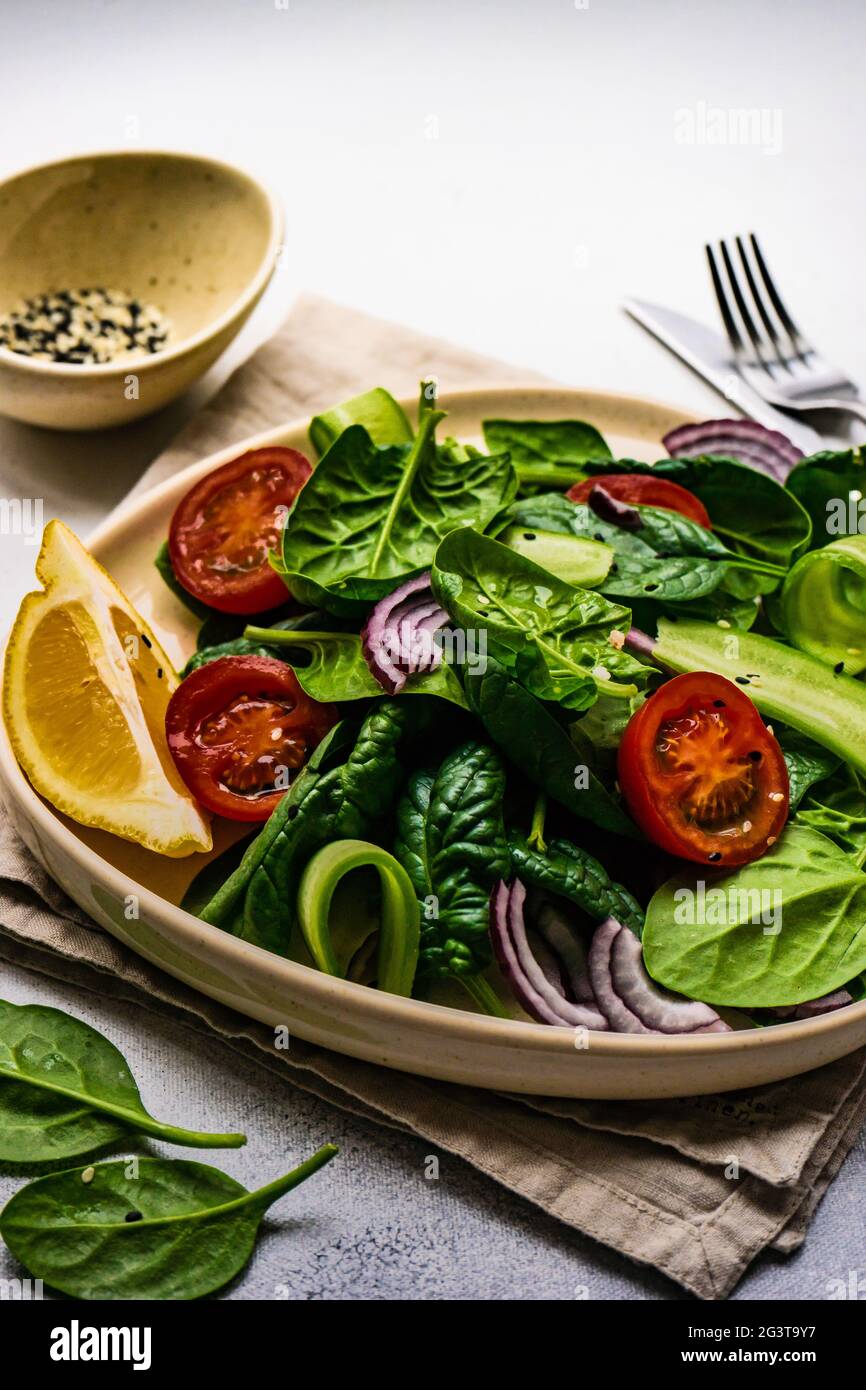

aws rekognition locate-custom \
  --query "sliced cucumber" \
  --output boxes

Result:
[499,524,613,588]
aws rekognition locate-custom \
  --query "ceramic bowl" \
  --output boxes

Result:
[2,385,865,1097]
[0,150,283,430]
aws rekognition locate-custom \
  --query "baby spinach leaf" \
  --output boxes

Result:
[586,455,812,591]
[394,742,509,993]
[277,394,516,615]
[482,418,611,491]
[0,1146,337,1300]
[0,1002,245,1160]
[795,766,866,859]
[509,833,644,935]
[643,826,866,1007]
[432,527,647,711]
[464,657,637,838]
[502,493,773,604]
[785,446,866,550]
[777,729,841,811]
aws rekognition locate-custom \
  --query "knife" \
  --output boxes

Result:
[623,297,823,454]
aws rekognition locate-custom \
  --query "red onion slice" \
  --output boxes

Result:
[588,483,642,531]
[770,989,854,1020]
[489,881,608,1029]
[662,419,803,483]
[361,572,449,694]
[588,917,729,1035]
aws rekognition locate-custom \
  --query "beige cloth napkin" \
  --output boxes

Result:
[2,293,865,1301]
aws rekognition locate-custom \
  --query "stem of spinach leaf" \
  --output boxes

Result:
[527,792,548,853]
[368,402,445,578]
[244,628,358,645]
[460,974,510,1018]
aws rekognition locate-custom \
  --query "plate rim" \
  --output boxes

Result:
[5,381,864,1060]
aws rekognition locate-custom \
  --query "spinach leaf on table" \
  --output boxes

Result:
[482,418,611,491]
[197,701,424,955]
[0,1002,245,1161]
[643,826,866,1007]
[276,389,516,616]
[432,527,648,712]
[509,833,644,935]
[394,741,509,1003]
[785,446,866,550]
[464,657,637,838]
[0,1147,337,1300]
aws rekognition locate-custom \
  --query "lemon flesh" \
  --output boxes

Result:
[4,521,212,857]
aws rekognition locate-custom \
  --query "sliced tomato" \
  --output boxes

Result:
[617,672,789,867]
[165,656,336,822]
[566,474,711,529]
[168,447,312,615]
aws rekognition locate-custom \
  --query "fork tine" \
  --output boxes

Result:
[735,236,783,348]
[749,234,803,343]
[719,239,766,356]
[705,243,742,353]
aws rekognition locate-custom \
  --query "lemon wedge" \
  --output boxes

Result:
[3,521,212,857]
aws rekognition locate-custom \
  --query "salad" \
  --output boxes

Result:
[7,383,866,1035]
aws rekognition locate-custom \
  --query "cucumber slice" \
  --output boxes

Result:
[499,525,613,588]
[781,534,866,675]
[309,387,413,456]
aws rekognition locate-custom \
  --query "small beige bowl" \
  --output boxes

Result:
[0,150,283,430]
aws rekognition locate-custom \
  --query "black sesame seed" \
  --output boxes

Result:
[713,699,725,707]
[125,1210,143,1223]
[834,661,844,674]
[735,676,751,685]
[707,852,722,862]
[522,533,537,541]
[141,633,152,649]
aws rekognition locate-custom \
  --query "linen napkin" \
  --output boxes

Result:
[2,293,864,1301]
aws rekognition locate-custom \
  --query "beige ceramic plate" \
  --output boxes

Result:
[2,385,864,1097]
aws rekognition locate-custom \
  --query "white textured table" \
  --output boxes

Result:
[1,0,864,1299]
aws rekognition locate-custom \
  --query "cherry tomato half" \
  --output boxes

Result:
[566,474,712,529]
[165,656,337,822]
[617,672,789,867]
[168,447,312,615]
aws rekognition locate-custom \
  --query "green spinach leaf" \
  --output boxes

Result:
[482,418,611,491]
[795,766,866,859]
[509,833,644,935]
[0,1147,337,1300]
[777,729,841,811]
[0,1002,245,1160]
[432,527,648,711]
[785,446,866,550]
[394,741,509,1000]
[464,656,637,838]
[643,826,866,1007]
[277,392,516,615]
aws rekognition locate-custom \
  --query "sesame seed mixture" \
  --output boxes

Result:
[0,287,170,365]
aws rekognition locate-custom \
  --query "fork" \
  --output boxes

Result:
[706,234,866,425]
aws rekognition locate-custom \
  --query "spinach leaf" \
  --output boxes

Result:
[482,418,611,491]
[509,833,644,935]
[199,702,422,954]
[785,446,866,550]
[0,1147,337,1300]
[277,391,516,615]
[432,527,648,711]
[777,729,841,811]
[154,540,213,621]
[795,766,866,858]
[501,493,781,604]
[242,625,469,707]
[586,455,812,592]
[0,1002,245,1160]
[464,657,637,838]
[643,826,866,1007]
[394,742,509,996]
